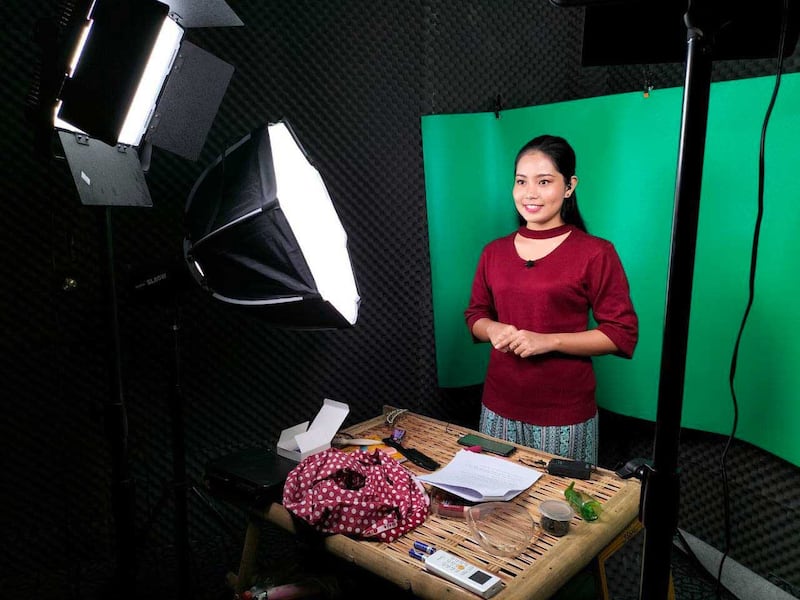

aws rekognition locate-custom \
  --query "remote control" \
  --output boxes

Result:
[423,550,504,598]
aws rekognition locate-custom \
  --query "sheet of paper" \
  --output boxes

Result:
[416,450,544,502]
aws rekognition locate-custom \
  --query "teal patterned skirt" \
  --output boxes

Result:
[479,405,598,465]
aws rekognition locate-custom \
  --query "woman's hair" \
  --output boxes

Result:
[515,135,587,232]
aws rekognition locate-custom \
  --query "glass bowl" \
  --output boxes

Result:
[465,502,538,557]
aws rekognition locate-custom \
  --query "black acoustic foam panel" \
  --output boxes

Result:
[3,0,800,598]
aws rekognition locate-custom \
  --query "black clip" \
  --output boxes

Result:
[494,94,503,119]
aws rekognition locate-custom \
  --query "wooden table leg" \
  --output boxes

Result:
[595,519,674,600]
[595,519,642,599]
[228,517,261,596]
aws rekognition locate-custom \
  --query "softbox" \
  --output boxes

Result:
[184,120,360,329]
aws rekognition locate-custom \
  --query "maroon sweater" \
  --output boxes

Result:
[464,225,638,426]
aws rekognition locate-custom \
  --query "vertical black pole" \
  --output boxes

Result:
[639,14,713,600]
[98,206,137,598]
[170,303,191,599]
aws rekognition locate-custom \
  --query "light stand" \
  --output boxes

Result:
[25,1,242,596]
[97,207,138,599]
[180,118,360,596]
[168,300,190,598]
[131,261,234,600]
[548,1,800,598]
[639,9,711,596]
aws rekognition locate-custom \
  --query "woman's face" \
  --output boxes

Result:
[513,151,577,230]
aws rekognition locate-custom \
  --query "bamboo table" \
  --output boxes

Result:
[230,408,641,599]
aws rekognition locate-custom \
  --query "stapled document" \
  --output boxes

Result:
[416,450,543,502]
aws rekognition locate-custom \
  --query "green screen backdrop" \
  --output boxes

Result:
[423,73,800,466]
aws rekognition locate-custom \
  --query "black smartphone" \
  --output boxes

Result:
[457,434,516,457]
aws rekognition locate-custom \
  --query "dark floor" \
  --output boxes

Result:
[181,513,742,600]
[0,507,754,600]
[289,536,741,600]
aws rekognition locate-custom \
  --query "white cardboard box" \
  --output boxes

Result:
[276,398,350,462]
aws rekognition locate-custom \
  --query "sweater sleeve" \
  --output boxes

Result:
[587,243,639,358]
[464,248,496,334]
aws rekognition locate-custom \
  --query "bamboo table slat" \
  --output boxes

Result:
[234,407,641,599]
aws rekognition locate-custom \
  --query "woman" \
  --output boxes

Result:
[464,135,638,464]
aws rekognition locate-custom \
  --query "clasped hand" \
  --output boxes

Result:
[488,323,551,358]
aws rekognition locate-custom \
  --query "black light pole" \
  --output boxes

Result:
[547,4,713,597]
[548,1,798,597]
[169,301,191,599]
[97,206,138,600]
[130,261,197,599]
[639,8,712,597]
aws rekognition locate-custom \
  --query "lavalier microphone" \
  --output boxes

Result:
[525,260,535,268]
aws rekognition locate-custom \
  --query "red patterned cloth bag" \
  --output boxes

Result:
[282,447,430,542]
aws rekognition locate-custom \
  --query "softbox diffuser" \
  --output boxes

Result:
[184,120,360,328]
